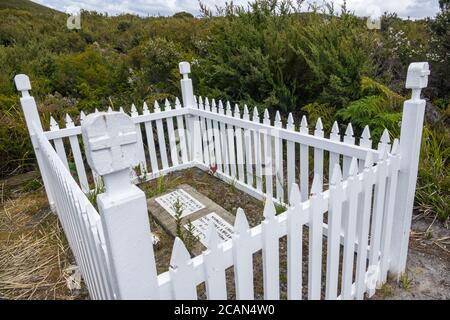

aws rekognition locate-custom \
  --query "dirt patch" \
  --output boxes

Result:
[371,216,450,300]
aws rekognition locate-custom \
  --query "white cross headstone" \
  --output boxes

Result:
[81,112,159,299]
[82,111,138,176]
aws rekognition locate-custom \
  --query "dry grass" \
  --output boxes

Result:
[0,184,86,300]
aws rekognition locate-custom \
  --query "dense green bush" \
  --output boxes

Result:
[0,0,448,221]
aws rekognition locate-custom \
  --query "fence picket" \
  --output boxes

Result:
[211,99,223,172]
[263,109,273,198]
[343,123,355,178]
[262,198,280,299]
[286,114,295,198]
[359,126,372,172]
[175,98,189,163]
[142,102,159,173]
[198,97,216,166]
[368,148,389,297]
[274,111,284,202]
[65,114,89,192]
[50,116,69,169]
[379,139,400,283]
[130,104,148,173]
[234,105,245,183]
[341,158,360,299]
[308,174,324,300]
[204,222,227,299]
[227,103,237,179]
[313,118,324,191]
[253,108,263,190]
[169,238,197,300]
[299,116,309,200]
[218,101,230,175]
[329,121,340,184]
[154,101,169,170]
[164,99,179,167]
[233,208,254,299]
[355,153,375,299]
[325,164,343,300]
[287,184,303,300]
[243,106,253,185]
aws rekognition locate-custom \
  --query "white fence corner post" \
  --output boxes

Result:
[81,111,159,300]
[179,61,202,163]
[14,74,55,210]
[389,62,429,278]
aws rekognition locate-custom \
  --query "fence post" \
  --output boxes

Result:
[389,62,429,278]
[81,111,159,299]
[179,62,202,163]
[14,74,55,210]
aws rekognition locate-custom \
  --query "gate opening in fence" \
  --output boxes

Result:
[14,61,430,300]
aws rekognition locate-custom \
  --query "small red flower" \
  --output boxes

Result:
[209,163,218,175]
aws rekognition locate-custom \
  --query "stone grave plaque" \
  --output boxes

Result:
[147,184,236,254]
[155,188,205,218]
[184,212,233,246]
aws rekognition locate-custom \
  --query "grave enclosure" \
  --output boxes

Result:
[15,61,430,300]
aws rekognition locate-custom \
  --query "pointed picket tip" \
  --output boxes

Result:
[131,103,137,115]
[234,208,250,235]
[65,113,73,125]
[198,96,204,106]
[263,108,270,120]
[95,108,100,113]
[331,121,339,134]
[289,183,302,206]
[164,99,172,110]
[107,106,113,113]
[349,157,358,176]
[252,106,259,119]
[380,129,390,144]
[311,174,322,195]
[211,99,217,110]
[80,111,86,122]
[206,221,221,249]
[218,100,224,110]
[234,104,240,118]
[119,106,124,113]
[225,102,232,114]
[275,110,281,122]
[315,117,323,131]
[345,123,354,137]
[154,100,161,112]
[50,116,58,128]
[263,197,276,219]
[175,97,181,107]
[287,113,294,126]
[331,164,342,185]
[243,104,249,117]
[364,152,374,168]
[362,125,371,140]
[170,237,191,269]
[391,138,400,155]
[142,102,149,113]
[300,115,308,128]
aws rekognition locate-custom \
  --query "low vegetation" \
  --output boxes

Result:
[0,0,448,222]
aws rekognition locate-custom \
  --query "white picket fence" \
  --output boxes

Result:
[14,61,430,300]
